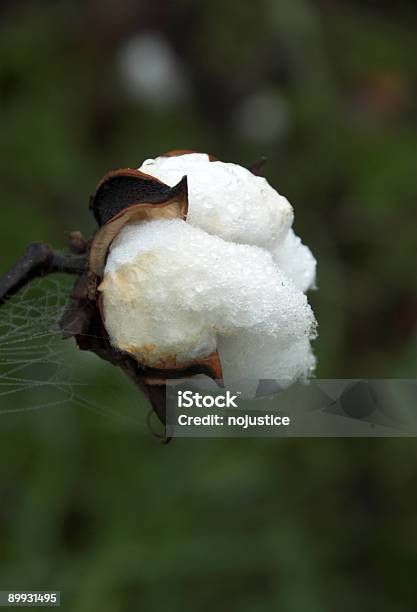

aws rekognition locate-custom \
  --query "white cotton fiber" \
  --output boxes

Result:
[271,228,317,293]
[139,153,293,249]
[99,219,317,387]
[218,332,316,390]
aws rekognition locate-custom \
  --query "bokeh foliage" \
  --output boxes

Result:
[0,1,416,610]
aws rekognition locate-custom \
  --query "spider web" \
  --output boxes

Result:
[0,277,144,430]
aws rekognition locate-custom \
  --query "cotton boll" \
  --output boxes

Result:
[271,229,317,293]
[139,153,293,249]
[99,218,316,387]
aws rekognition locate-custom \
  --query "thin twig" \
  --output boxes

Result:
[0,242,86,304]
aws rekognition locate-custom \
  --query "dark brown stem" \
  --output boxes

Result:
[0,242,86,304]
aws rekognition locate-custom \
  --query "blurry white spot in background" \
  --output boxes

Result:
[234,91,291,143]
[118,32,189,109]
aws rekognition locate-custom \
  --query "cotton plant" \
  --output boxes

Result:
[0,150,318,427]
[98,153,317,393]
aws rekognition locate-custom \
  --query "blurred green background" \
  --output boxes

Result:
[0,1,416,610]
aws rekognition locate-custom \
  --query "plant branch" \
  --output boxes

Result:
[0,242,86,304]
